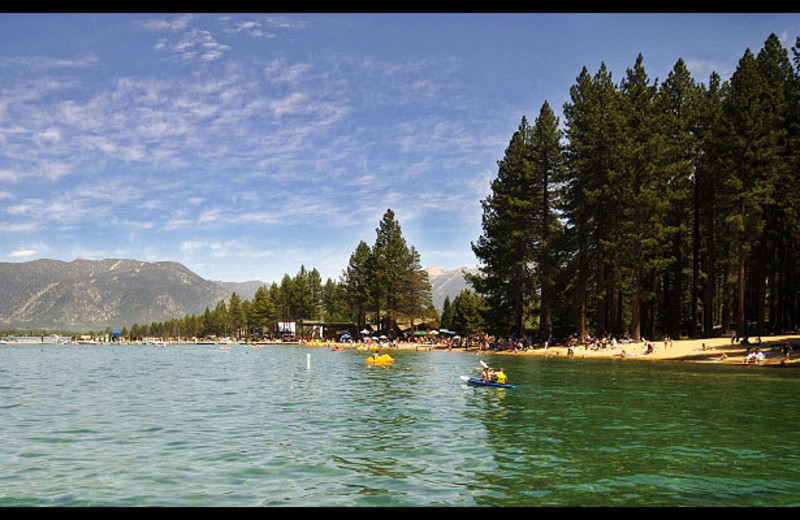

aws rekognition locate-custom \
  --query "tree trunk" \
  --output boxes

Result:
[632,263,641,342]
[691,176,700,337]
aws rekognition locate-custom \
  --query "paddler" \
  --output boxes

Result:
[495,367,507,385]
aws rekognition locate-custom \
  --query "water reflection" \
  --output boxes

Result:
[1,344,799,506]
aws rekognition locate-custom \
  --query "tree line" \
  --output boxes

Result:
[127,209,436,341]
[469,33,800,343]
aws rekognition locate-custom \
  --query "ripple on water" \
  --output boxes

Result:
[1,345,800,506]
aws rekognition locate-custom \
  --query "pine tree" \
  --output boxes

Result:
[753,34,795,334]
[397,244,434,333]
[658,58,701,338]
[562,63,625,340]
[530,101,564,339]
[470,116,536,337]
[321,278,350,323]
[227,292,244,340]
[342,241,373,332]
[695,72,728,337]
[250,285,276,338]
[371,209,432,336]
[440,295,453,331]
[450,290,486,337]
[616,54,669,341]
[718,45,780,335]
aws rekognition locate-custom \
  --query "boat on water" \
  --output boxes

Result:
[366,354,395,365]
[464,377,516,389]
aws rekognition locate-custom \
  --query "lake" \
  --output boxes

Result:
[1,343,798,507]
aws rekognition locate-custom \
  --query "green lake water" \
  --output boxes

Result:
[1,343,798,507]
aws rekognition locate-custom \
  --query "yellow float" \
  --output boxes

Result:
[365,354,395,365]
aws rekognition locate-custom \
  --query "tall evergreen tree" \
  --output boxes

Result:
[342,241,373,332]
[529,101,564,339]
[562,63,625,340]
[658,58,701,338]
[371,209,432,335]
[227,292,244,340]
[397,244,434,332]
[250,285,276,337]
[719,47,777,335]
[695,72,728,337]
[753,34,795,334]
[321,277,350,323]
[616,54,669,341]
[450,290,486,337]
[440,295,454,331]
[470,116,536,337]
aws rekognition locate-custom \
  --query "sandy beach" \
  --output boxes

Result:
[324,334,800,367]
[446,335,800,367]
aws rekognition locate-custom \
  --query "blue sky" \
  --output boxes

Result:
[2,13,799,284]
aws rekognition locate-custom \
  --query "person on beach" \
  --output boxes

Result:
[745,348,765,364]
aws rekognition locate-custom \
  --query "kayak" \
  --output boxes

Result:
[366,354,395,364]
[465,377,515,389]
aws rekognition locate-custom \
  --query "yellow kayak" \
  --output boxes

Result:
[366,354,395,364]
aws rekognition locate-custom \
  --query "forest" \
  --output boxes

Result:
[470,33,800,342]
[127,209,436,342]
[128,33,800,345]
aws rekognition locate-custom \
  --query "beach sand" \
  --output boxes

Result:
[339,334,800,367]
[462,335,800,367]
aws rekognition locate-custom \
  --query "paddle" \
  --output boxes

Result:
[461,360,492,383]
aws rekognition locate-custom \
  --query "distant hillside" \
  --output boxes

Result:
[427,266,479,312]
[0,258,478,331]
[0,258,231,332]
[213,280,265,301]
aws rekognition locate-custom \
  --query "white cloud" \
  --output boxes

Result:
[265,59,314,84]
[0,54,98,70]
[8,249,37,258]
[153,25,231,63]
[139,14,193,32]
[0,169,21,182]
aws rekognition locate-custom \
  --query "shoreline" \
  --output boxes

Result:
[486,334,800,367]
[326,334,800,368]
[7,334,798,368]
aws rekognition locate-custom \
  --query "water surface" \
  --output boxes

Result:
[1,344,798,506]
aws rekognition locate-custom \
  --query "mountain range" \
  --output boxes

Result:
[0,258,475,332]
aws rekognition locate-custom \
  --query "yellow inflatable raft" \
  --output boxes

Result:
[365,354,395,364]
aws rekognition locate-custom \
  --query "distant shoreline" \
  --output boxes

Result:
[320,334,800,368]
[5,334,799,368]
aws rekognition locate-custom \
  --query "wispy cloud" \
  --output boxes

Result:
[0,54,98,70]
[8,249,37,258]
